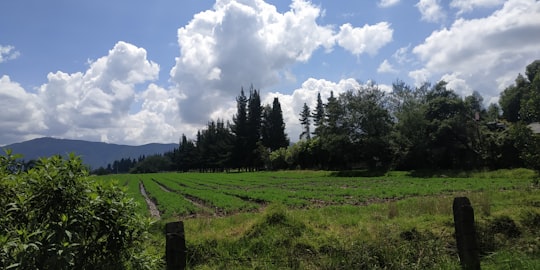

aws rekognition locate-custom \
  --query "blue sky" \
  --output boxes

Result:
[1,0,539,145]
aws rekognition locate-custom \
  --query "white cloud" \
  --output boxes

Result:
[450,0,505,15]
[170,0,338,124]
[392,45,412,65]
[38,41,159,133]
[263,78,362,141]
[0,41,178,145]
[412,0,540,103]
[379,0,401,8]
[0,75,46,144]
[0,45,20,63]
[416,0,446,23]
[170,0,393,126]
[335,22,393,56]
[261,78,392,141]
[377,59,398,74]
[408,68,431,87]
[441,72,473,96]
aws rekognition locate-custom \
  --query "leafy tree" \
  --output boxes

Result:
[500,74,529,122]
[486,103,501,122]
[423,81,480,169]
[341,84,394,170]
[130,154,172,173]
[299,103,311,140]
[0,152,159,269]
[391,83,429,170]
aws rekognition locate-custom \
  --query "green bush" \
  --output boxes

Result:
[0,151,160,269]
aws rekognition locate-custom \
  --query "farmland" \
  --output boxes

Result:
[96,170,540,269]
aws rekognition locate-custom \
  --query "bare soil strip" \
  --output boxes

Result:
[139,181,161,219]
[152,179,220,217]
[153,179,172,193]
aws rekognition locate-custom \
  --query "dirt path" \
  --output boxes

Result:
[152,179,220,217]
[139,181,161,219]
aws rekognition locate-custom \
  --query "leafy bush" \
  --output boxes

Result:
[0,151,160,269]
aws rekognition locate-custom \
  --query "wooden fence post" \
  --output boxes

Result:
[453,197,480,270]
[165,221,186,270]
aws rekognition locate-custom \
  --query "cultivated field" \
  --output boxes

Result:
[97,170,540,269]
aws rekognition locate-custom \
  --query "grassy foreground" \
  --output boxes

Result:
[97,170,540,269]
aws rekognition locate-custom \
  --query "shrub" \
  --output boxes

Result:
[0,151,160,269]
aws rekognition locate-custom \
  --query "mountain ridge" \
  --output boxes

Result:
[2,137,178,169]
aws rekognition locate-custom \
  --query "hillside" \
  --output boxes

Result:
[2,137,177,169]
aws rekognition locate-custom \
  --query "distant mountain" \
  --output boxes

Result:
[2,137,178,169]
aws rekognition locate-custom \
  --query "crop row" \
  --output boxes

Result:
[154,177,259,214]
[137,175,198,217]
[96,170,533,217]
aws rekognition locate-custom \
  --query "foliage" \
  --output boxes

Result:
[299,103,311,140]
[261,97,289,151]
[130,154,172,173]
[0,151,160,269]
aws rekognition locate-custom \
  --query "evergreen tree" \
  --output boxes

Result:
[299,103,311,140]
[246,86,263,169]
[261,104,272,148]
[312,92,325,137]
[231,88,249,169]
[262,97,289,151]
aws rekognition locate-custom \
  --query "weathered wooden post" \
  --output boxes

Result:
[165,221,186,270]
[453,197,480,270]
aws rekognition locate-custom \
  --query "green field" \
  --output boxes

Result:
[96,170,540,269]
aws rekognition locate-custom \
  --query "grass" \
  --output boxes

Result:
[94,169,540,269]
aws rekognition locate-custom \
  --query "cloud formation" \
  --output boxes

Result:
[450,0,505,15]
[378,59,398,74]
[379,0,401,8]
[0,45,20,63]
[2,0,539,147]
[411,0,540,103]
[170,0,393,124]
[0,75,45,144]
[336,22,393,56]
[416,0,446,23]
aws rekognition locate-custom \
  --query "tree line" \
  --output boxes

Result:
[96,59,540,174]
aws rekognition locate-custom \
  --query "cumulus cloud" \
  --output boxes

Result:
[336,22,393,56]
[263,78,362,141]
[170,0,393,125]
[450,0,505,15]
[38,41,159,133]
[170,0,335,123]
[1,1,397,145]
[0,45,20,63]
[378,0,401,8]
[416,0,446,23]
[377,59,398,74]
[0,41,180,145]
[411,0,540,102]
[0,76,46,144]
[408,68,431,87]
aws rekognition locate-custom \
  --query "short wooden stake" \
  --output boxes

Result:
[165,221,186,270]
[453,197,480,270]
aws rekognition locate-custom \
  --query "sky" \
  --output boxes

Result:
[1,0,539,146]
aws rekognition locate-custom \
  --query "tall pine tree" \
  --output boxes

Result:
[262,97,289,151]
[312,92,325,137]
[231,88,248,169]
[299,103,311,140]
[246,86,263,169]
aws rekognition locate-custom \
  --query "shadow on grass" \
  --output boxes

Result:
[329,170,388,177]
